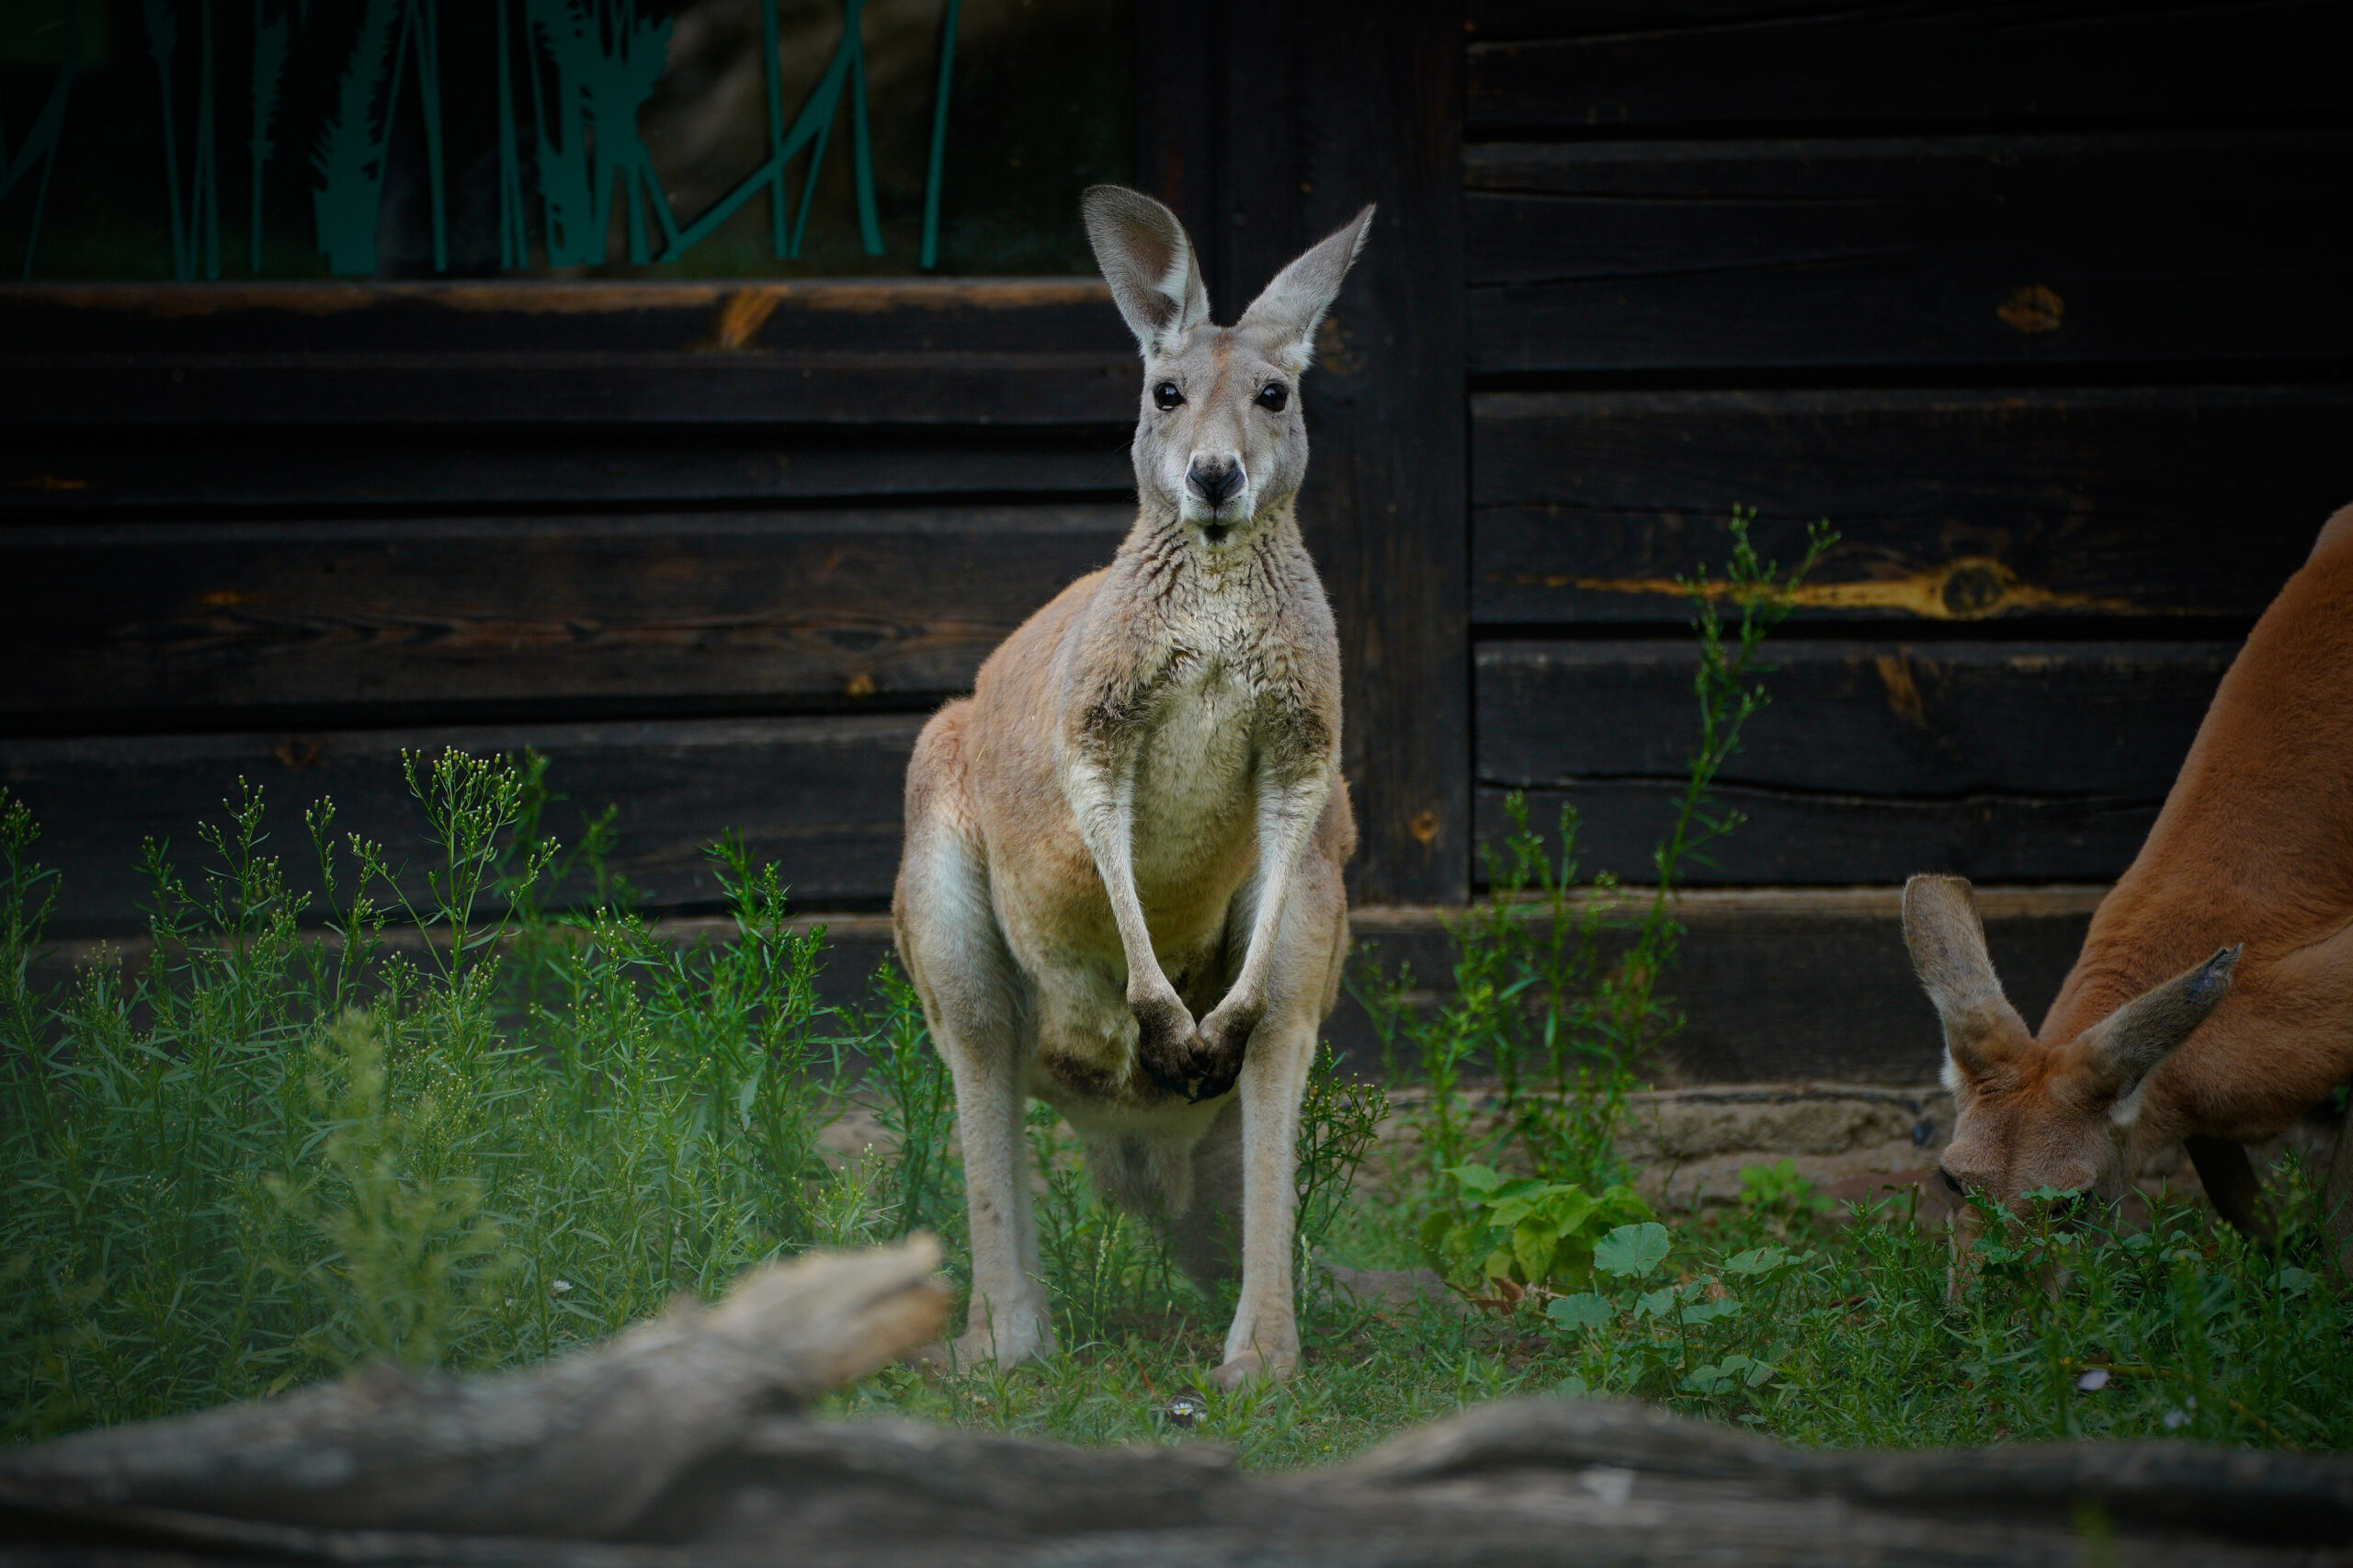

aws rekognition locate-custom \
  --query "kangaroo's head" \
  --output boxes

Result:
[1903,875,2239,1235]
[1081,186,1374,551]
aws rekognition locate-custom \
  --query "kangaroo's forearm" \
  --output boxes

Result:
[1062,752,1178,1002]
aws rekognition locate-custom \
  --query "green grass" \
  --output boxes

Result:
[6,513,2348,1461]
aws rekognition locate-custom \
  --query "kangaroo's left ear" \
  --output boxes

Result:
[1236,204,1376,375]
[2076,945,2241,1120]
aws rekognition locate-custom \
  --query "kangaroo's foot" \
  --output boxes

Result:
[1206,1344,1295,1391]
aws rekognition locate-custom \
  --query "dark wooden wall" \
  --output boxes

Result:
[1464,0,2351,895]
[7,3,2352,1085]
[0,282,1137,926]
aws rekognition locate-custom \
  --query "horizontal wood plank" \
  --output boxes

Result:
[0,508,1129,723]
[1477,639,2234,882]
[0,717,926,935]
[0,433,1132,514]
[1471,387,2353,625]
[0,352,1140,428]
[1466,2,2352,134]
[1481,640,2230,796]
[0,279,1129,356]
[1478,780,2164,887]
[1349,890,2101,1085]
[1465,132,2353,374]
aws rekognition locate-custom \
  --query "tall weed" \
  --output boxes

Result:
[1355,509,1833,1190]
[0,753,842,1441]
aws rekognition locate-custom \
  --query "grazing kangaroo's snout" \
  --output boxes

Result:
[1187,454,1244,508]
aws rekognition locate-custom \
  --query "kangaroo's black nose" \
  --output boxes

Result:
[1188,459,1242,506]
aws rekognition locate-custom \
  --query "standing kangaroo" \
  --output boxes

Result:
[892,187,1371,1386]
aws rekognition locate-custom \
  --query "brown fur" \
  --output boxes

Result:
[1904,506,2353,1268]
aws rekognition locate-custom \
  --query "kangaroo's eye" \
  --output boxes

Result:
[1939,1168,1965,1197]
[1153,381,1184,411]
[1256,381,1289,413]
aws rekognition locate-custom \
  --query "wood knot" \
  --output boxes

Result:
[844,673,878,699]
[1315,316,1365,376]
[1407,809,1440,846]
[272,735,323,771]
[1938,560,2010,619]
[696,288,785,352]
[1995,284,2063,335]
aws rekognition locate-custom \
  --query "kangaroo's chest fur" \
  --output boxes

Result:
[1129,644,1260,903]
[1098,537,1330,927]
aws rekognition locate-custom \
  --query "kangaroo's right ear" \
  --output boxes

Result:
[1903,874,2030,1082]
[2075,945,2239,1116]
[1081,186,1210,357]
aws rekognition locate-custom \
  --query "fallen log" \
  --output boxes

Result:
[0,1237,950,1539]
[3,1237,2347,1567]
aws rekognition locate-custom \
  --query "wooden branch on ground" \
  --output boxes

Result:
[4,1236,2349,1567]
[0,1238,949,1539]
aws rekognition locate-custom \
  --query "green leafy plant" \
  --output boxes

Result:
[1545,1221,1810,1416]
[0,756,845,1441]
[839,958,962,1244]
[1419,1162,1654,1302]
[1353,509,1836,1193]
[1295,1041,1388,1270]
[1738,1159,1836,1232]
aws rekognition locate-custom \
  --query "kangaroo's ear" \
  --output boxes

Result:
[1903,874,2031,1082]
[2075,946,2240,1118]
[1082,186,1211,357]
[1236,203,1375,375]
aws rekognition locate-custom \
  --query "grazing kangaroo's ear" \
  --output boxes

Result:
[2076,946,2240,1119]
[1237,204,1376,375]
[1903,874,2030,1082]
[1082,186,1211,357]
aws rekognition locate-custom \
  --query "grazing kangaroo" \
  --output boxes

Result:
[1903,504,2353,1272]
[892,187,1371,1385]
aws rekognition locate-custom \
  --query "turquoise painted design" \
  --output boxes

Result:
[21,0,963,279]
[147,0,223,280]
[248,0,290,273]
[527,0,680,267]
[494,0,528,269]
[919,0,959,270]
[665,0,896,263]
[311,0,401,275]
[0,0,81,280]
[406,0,447,273]
[310,0,446,275]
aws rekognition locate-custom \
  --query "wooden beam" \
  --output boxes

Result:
[1466,1,2353,135]
[1472,387,2353,627]
[1465,131,2353,374]
[0,507,1131,722]
[1288,2,1471,903]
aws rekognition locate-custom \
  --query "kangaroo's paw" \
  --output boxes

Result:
[1187,995,1263,1101]
[1207,1345,1295,1390]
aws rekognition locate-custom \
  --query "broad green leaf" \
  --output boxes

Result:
[1593,1221,1671,1279]
[1722,1245,1788,1278]
[1447,1162,1505,1196]
[1531,1187,1597,1236]
[1634,1285,1677,1320]
[1681,1296,1741,1325]
[1547,1291,1612,1333]
[1512,1226,1560,1285]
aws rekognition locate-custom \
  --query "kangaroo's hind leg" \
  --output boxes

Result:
[894,707,1051,1368]
[1205,828,1351,1390]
